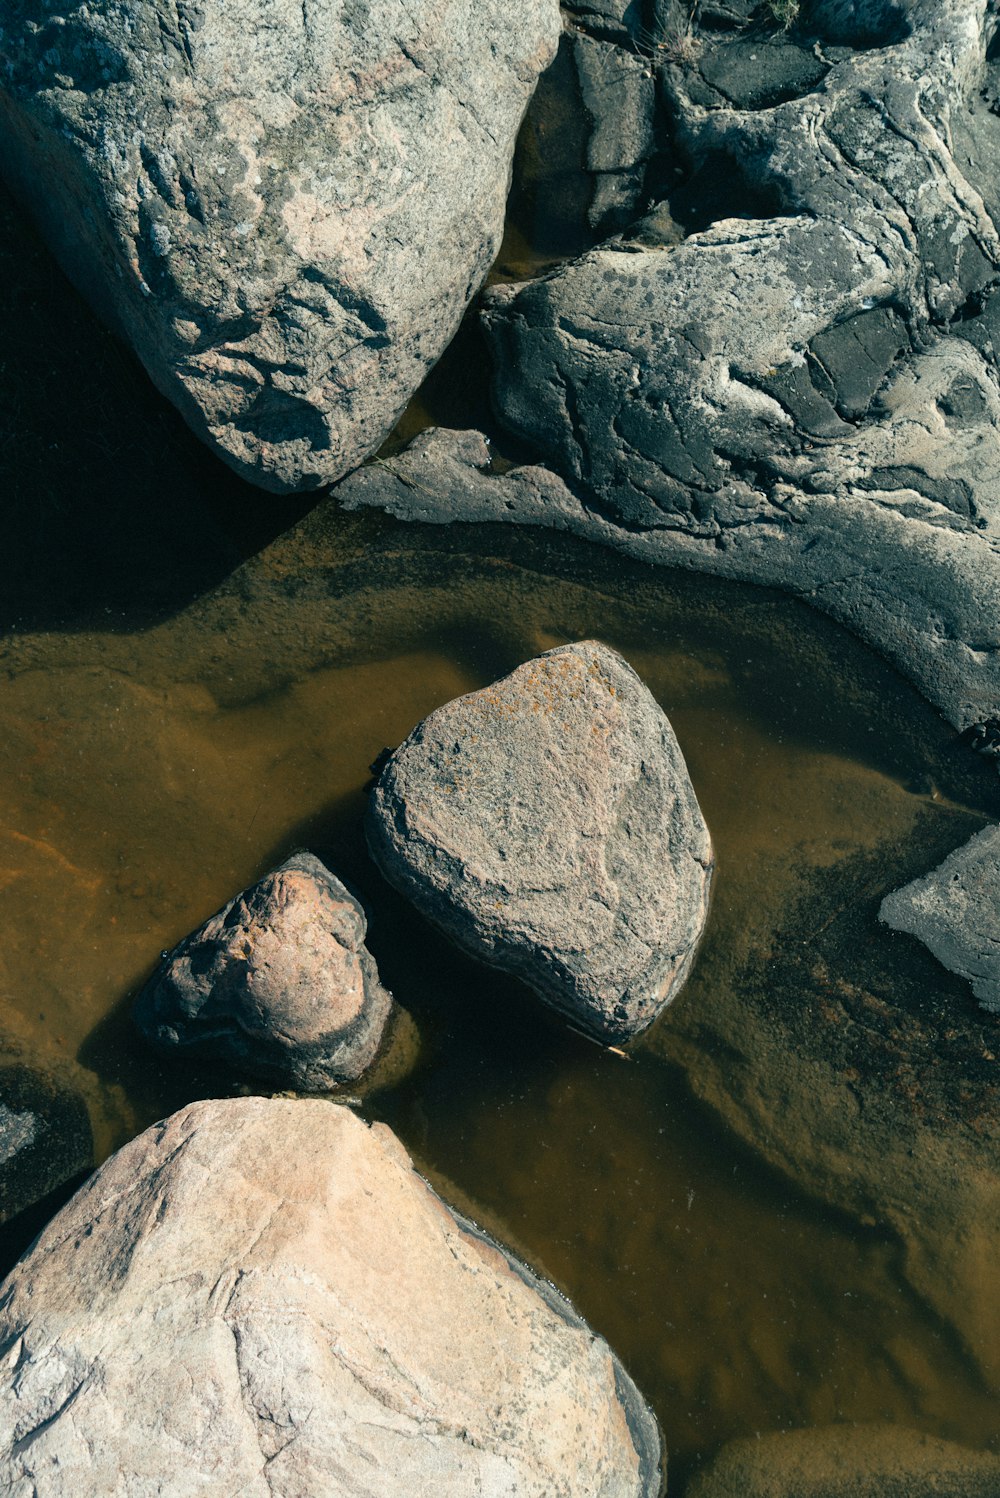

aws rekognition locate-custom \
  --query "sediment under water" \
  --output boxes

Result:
[1,133,999,1496]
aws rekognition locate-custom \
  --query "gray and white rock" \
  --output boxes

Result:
[686,1424,1000,1498]
[880,824,1000,1013]
[0,0,560,491]
[134,852,393,1090]
[0,1064,92,1226]
[0,1096,662,1496]
[366,641,713,1043]
[342,0,1000,734]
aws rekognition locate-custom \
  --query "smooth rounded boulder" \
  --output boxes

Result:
[0,0,560,491]
[366,641,713,1043]
[0,1097,662,1496]
[134,852,393,1089]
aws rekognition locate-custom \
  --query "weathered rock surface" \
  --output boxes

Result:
[0,1097,662,1496]
[880,824,1000,1013]
[366,641,712,1043]
[0,0,560,492]
[686,1424,1000,1498]
[343,0,1000,732]
[0,1064,92,1226]
[134,852,393,1090]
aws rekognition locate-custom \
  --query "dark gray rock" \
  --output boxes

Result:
[686,1424,1000,1498]
[0,0,560,492]
[366,641,713,1043]
[880,824,1000,1013]
[341,0,1000,731]
[0,1098,663,1495]
[134,853,393,1089]
[0,1065,92,1226]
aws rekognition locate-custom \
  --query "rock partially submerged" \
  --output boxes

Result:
[0,1064,92,1226]
[0,1097,662,1495]
[0,0,560,491]
[880,824,1000,1013]
[134,852,393,1090]
[366,641,712,1043]
[341,0,1000,733]
[686,1424,1000,1498]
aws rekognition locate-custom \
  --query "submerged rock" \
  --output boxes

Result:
[134,852,393,1090]
[0,0,560,492]
[880,824,1000,1013]
[366,641,713,1043]
[0,1097,663,1496]
[686,1424,1000,1498]
[0,1064,92,1226]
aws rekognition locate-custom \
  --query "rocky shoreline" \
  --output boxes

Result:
[2,0,1000,1490]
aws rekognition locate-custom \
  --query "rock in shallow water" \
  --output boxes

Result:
[366,641,713,1043]
[0,0,560,492]
[134,852,393,1090]
[0,1064,92,1226]
[686,1423,1000,1498]
[0,1097,662,1496]
[880,824,1000,1014]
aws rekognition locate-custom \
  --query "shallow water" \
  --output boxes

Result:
[2,144,1000,1495]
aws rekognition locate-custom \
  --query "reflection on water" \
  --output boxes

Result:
[1,502,999,1486]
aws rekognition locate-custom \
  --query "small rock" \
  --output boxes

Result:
[134,852,393,1089]
[686,1423,1000,1497]
[879,824,1000,1013]
[0,1064,92,1226]
[366,641,713,1043]
[0,1097,663,1495]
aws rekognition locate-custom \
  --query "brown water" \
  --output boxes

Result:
[2,151,1000,1492]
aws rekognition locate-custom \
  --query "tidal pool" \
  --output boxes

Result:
[1,177,999,1492]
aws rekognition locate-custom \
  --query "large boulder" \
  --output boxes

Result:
[0,0,560,492]
[366,641,713,1043]
[341,0,1000,733]
[686,1424,1000,1498]
[134,852,394,1090]
[880,824,1000,1014]
[0,1097,662,1496]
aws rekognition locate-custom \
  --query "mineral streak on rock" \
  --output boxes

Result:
[0,1097,663,1496]
[134,852,393,1090]
[0,0,560,491]
[880,823,1000,1013]
[366,641,713,1043]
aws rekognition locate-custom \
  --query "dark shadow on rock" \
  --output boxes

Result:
[0,180,313,634]
[0,1168,92,1283]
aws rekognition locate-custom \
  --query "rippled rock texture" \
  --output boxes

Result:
[344,0,1000,732]
[134,852,393,1089]
[367,641,712,1042]
[0,0,559,490]
[0,1097,662,1496]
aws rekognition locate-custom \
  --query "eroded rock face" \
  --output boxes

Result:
[134,852,393,1090]
[343,0,1000,732]
[366,641,712,1043]
[0,1097,662,1496]
[0,0,560,492]
[686,1424,1000,1498]
[881,824,1000,1013]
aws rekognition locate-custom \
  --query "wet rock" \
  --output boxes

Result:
[880,824,1000,1013]
[0,1097,663,1495]
[0,1064,92,1226]
[134,853,393,1090]
[0,0,560,492]
[366,641,713,1043]
[686,1423,1000,1497]
[350,0,1000,733]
